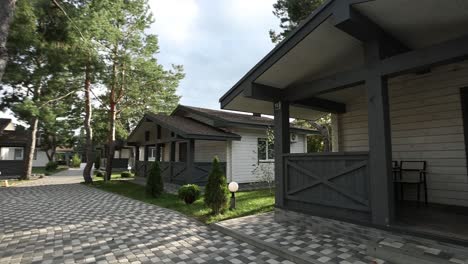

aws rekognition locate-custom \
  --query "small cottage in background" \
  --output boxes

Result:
[127,105,316,185]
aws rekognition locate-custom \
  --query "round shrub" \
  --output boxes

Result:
[95,170,104,177]
[71,154,81,168]
[178,184,201,205]
[121,171,133,178]
[204,157,229,214]
[45,161,58,172]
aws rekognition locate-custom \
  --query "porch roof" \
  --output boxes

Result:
[128,113,242,142]
[219,0,468,119]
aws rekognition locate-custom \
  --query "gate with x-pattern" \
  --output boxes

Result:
[282,152,371,221]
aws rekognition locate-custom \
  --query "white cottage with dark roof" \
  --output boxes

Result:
[127,105,316,185]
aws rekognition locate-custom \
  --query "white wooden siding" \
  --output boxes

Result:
[230,128,307,183]
[33,151,49,167]
[337,61,468,207]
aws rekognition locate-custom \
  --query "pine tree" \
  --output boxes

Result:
[204,157,229,215]
[146,162,163,198]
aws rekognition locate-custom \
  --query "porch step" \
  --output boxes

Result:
[368,238,468,264]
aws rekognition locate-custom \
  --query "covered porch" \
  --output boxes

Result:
[128,113,238,186]
[219,0,468,242]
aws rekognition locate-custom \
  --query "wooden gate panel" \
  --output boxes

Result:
[284,153,370,213]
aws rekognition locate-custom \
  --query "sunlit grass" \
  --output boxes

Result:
[89,181,274,224]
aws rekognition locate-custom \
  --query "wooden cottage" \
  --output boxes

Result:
[127,105,315,185]
[219,0,468,242]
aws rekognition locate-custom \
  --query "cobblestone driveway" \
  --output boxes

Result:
[0,175,288,264]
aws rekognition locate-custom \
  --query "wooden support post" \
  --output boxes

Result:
[134,146,140,176]
[273,101,290,208]
[169,141,176,182]
[366,41,394,226]
[155,144,161,162]
[186,139,195,184]
[143,145,149,177]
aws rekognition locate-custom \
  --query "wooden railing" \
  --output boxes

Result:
[0,160,25,177]
[135,161,226,186]
[282,152,371,221]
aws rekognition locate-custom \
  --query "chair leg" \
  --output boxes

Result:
[417,184,421,207]
[424,181,428,205]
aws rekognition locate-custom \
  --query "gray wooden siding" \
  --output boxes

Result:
[337,61,468,207]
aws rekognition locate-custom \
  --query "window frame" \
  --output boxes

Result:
[257,138,274,163]
[14,148,24,160]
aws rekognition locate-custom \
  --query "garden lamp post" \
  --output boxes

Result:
[228,181,239,210]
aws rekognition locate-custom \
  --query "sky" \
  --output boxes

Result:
[147,0,279,110]
[0,0,280,120]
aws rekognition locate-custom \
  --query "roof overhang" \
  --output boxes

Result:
[220,0,468,118]
[127,114,241,144]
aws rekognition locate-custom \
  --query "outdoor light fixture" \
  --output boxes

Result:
[228,181,239,210]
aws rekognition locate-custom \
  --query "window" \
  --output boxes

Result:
[258,138,274,162]
[14,148,24,160]
[148,147,156,159]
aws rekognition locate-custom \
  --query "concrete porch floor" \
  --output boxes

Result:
[395,201,468,243]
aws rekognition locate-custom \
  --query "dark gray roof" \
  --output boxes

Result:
[175,105,317,134]
[178,105,275,126]
[145,113,241,140]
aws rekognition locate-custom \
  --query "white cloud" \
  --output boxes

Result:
[148,0,199,46]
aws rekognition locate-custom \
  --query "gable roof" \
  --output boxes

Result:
[127,113,241,143]
[173,105,317,134]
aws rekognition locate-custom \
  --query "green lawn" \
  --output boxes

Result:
[92,171,134,181]
[32,166,68,176]
[89,181,274,224]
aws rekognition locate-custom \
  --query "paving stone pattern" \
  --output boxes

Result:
[218,213,390,264]
[0,180,290,264]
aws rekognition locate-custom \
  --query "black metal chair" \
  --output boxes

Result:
[393,161,428,205]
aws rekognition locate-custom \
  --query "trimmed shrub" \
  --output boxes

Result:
[178,184,201,205]
[94,154,101,170]
[121,171,133,178]
[45,161,58,172]
[71,154,81,168]
[95,170,104,177]
[204,157,229,214]
[146,162,164,198]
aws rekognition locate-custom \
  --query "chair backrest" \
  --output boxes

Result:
[400,161,426,171]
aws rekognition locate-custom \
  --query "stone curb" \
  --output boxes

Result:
[367,242,455,264]
[210,222,322,264]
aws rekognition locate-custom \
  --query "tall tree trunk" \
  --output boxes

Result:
[105,103,116,181]
[0,0,16,81]
[21,117,38,180]
[82,63,93,183]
